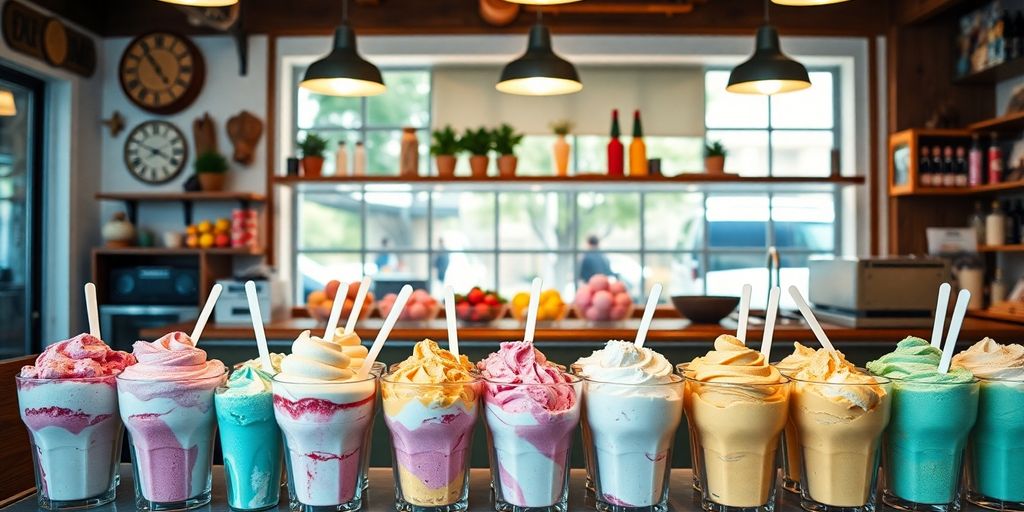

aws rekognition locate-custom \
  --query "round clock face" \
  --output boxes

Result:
[119,32,205,115]
[124,121,188,185]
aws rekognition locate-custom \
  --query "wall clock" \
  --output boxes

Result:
[123,121,188,185]
[118,32,205,115]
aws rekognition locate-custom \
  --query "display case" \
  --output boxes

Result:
[888,128,972,196]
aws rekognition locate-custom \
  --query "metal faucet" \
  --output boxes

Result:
[766,246,780,305]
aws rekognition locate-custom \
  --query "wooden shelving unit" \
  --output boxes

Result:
[954,57,1024,85]
[967,111,1024,133]
[978,244,1024,253]
[95,191,266,202]
[890,180,1024,197]
[93,246,264,256]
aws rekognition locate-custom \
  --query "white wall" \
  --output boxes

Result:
[0,0,104,341]
[99,35,269,241]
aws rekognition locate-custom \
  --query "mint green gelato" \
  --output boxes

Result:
[215,366,282,509]
[866,336,974,383]
[870,336,979,506]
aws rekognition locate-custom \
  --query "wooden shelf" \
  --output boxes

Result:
[891,180,1024,197]
[967,308,1024,325]
[95,191,265,202]
[93,246,264,256]
[978,244,1024,252]
[274,174,865,190]
[967,110,1024,133]
[954,57,1024,85]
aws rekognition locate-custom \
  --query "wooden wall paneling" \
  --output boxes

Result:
[892,0,969,25]
[889,196,973,254]
[0,356,36,507]
[889,20,994,131]
[869,36,881,255]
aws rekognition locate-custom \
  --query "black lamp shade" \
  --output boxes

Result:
[503,0,582,4]
[727,25,811,95]
[300,23,386,97]
[771,0,850,5]
[497,23,582,96]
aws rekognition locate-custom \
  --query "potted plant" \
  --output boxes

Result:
[298,133,328,177]
[704,140,727,174]
[430,125,461,178]
[194,150,229,191]
[461,127,492,178]
[550,120,573,176]
[492,123,524,178]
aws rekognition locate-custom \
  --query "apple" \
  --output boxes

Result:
[592,290,613,311]
[589,274,610,292]
[609,281,627,295]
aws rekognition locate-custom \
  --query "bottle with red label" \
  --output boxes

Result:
[607,109,624,177]
[989,132,1003,185]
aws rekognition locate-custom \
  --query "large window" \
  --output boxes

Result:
[292,67,844,308]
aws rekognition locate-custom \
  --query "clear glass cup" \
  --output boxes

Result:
[676,362,701,493]
[215,384,283,511]
[569,362,596,495]
[964,376,1024,511]
[381,373,482,512]
[584,374,685,512]
[483,375,582,512]
[684,376,791,512]
[116,370,227,511]
[791,375,893,512]
[16,375,123,510]
[272,374,378,512]
[361,361,387,492]
[772,363,803,495]
[881,377,980,512]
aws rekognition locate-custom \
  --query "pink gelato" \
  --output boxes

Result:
[119,331,225,382]
[478,340,576,412]
[20,333,135,379]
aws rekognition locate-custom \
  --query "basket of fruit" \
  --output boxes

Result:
[573,274,634,323]
[379,289,439,322]
[510,288,568,324]
[306,280,375,324]
[453,287,507,324]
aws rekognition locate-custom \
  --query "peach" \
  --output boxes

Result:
[307,290,328,306]
[614,293,632,307]
[608,281,627,295]
[610,305,629,320]
[575,285,593,308]
[592,290,614,311]
[589,274,610,291]
[325,280,342,301]
[405,302,427,320]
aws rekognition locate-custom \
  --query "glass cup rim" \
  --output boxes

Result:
[16,372,120,383]
[877,373,981,386]
[272,372,378,385]
[482,373,582,387]
[380,371,482,385]
[115,366,228,383]
[790,373,892,386]
[682,373,791,388]
[582,373,684,386]
[975,374,1024,384]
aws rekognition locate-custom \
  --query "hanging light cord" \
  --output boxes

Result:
[342,0,349,24]
[764,0,769,23]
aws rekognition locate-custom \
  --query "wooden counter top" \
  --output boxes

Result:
[141,316,1024,343]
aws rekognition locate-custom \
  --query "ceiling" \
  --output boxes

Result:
[34,0,891,38]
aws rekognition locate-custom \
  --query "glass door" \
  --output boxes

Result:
[0,64,44,358]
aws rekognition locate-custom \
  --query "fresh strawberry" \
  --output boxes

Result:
[484,294,499,306]
[473,302,491,319]
[468,288,485,305]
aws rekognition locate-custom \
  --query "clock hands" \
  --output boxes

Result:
[142,53,171,86]
[135,141,171,161]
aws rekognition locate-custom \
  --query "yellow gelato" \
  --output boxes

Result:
[383,339,477,409]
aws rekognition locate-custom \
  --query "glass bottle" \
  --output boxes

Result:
[986,199,1007,246]
[970,201,987,246]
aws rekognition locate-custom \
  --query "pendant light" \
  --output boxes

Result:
[771,0,850,5]
[157,0,238,6]
[727,0,810,95]
[300,0,386,97]
[0,90,15,117]
[496,12,582,96]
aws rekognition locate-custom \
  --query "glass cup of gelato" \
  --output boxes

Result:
[880,378,980,512]
[685,376,791,512]
[583,374,685,512]
[381,374,482,512]
[215,366,283,511]
[790,373,892,512]
[273,373,377,512]
[964,375,1024,511]
[569,362,596,495]
[360,360,388,492]
[482,375,582,512]
[117,369,227,511]
[17,374,124,510]
[15,334,134,510]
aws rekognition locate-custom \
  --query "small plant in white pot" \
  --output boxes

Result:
[704,140,727,174]
[430,125,461,178]
[492,123,524,178]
